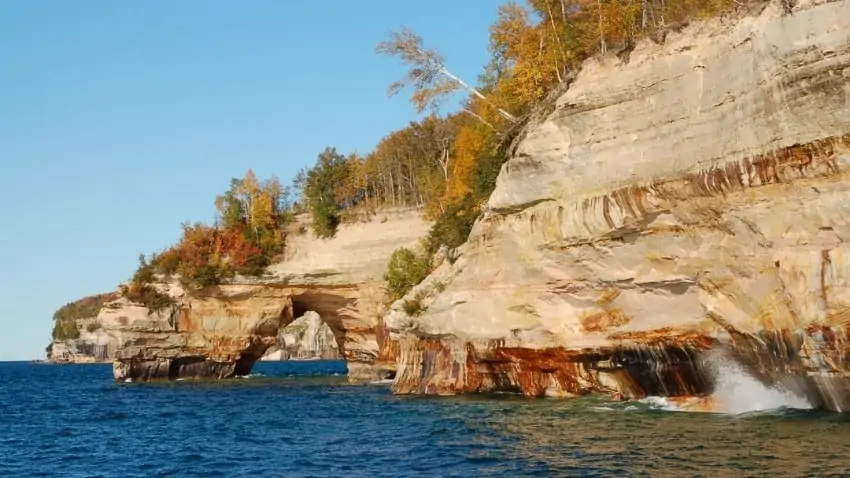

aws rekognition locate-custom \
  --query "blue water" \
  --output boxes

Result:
[1,361,849,477]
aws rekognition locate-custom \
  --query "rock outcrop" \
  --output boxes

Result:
[388,0,850,411]
[100,207,429,382]
[47,293,120,364]
[46,326,115,364]
[260,311,342,361]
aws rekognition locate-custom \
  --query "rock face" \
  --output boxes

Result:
[107,283,291,381]
[47,293,120,364]
[105,207,429,382]
[260,311,342,361]
[388,1,850,411]
[47,324,115,364]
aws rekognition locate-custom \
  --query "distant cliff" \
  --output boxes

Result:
[387,0,850,411]
[47,292,120,363]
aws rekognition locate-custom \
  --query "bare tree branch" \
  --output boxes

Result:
[377,27,517,123]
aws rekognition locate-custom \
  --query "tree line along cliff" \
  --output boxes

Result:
[53,0,776,332]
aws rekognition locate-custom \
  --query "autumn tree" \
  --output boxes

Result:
[123,169,294,296]
[445,124,487,203]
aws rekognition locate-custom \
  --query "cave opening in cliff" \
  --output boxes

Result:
[287,293,350,360]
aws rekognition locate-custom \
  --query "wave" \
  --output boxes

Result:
[706,350,811,414]
[639,350,812,415]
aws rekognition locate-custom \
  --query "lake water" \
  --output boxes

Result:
[1,360,848,477]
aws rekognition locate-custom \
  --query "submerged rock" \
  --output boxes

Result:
[388,1,850,411]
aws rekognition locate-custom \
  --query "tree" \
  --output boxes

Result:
[446,125,488,203]
[377,27,518,123]
[215,178,247,230]
[334,154,368,209]
[302,147,350,238]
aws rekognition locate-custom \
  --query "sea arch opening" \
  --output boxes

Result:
[260,288,396,382]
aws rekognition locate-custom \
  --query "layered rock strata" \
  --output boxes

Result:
[47,323,116,364]
[47,293,120,363]
[99,207,428,382]
[388,0,850,411]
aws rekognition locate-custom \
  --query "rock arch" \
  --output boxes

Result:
[109,283,398,382]
[106,207,430,382]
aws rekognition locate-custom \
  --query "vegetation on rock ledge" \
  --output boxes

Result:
[125,170,293,297]
[51,293,118,341]
[384,248,432,303]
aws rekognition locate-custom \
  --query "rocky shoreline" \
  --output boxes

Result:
[48,0,850,412]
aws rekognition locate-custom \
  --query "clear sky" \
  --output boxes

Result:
[0,0,502,361]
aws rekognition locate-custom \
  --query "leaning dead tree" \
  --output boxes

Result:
[376,27,518,124]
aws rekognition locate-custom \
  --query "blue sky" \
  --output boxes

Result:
[0,0,503,360]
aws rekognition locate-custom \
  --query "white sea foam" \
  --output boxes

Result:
[235,373,265,379]
[706,350,811,414]
[639,350,812,414]
[638,396,680,412]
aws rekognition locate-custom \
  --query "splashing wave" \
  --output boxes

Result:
[640,350,812,414]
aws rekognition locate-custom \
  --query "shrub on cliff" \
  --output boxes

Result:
[119,282,175,312]
[51,318,80,341]
[471,147,509,200]
[425,195,481,256]
[384,247,431,302]
[310,201,341,239]
[52,293,119,340]
[133,254,157,284]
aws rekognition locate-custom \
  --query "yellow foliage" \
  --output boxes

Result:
[252,192,275,231]
[445,126,485,203]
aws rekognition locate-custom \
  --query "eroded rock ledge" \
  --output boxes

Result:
[388,0,850,411]
[92,207,429,382]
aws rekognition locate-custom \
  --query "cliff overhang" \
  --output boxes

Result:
[387,0,850,412]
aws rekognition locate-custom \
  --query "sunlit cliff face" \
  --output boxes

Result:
[387,0,850,411]
[107,283,392,382]
[103,208,429,382]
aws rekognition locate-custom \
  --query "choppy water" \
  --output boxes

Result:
[1,360,849,477]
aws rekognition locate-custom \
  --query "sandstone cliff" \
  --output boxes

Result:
[47,293,119,364]
[260,311,342,361]
[90,207,427,381]
[47,326,115,364]
[388,0,850,411]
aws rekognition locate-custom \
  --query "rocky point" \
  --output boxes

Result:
[54,208,429,382]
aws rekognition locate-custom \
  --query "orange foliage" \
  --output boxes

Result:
[218,227,264,270]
